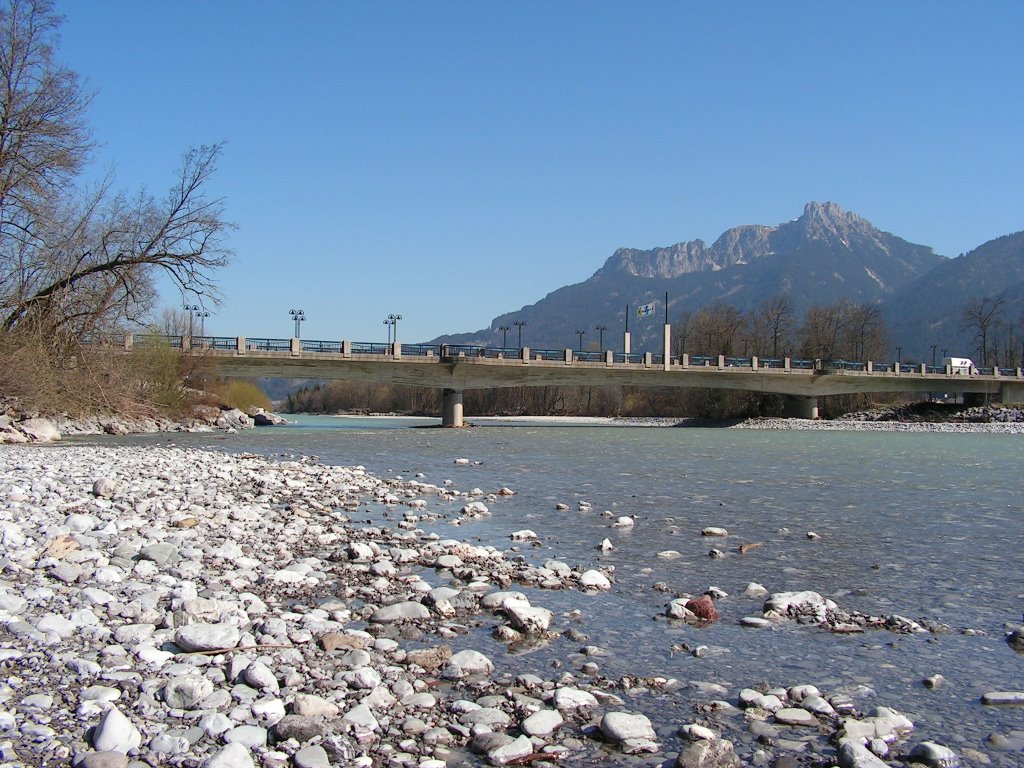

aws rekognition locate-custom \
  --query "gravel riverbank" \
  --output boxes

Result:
[1,444,1021,768]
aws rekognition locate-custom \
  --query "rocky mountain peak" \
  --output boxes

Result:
[795,201,871,241]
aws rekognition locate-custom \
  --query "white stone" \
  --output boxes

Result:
[579,570,611,590]
[504,603,553,633]
[521,708,563,736]
[552,687,598,710]
[600,711,656,742]
[163,676,215,709]
[442,649,494,679]
[174,623,241,652]
[92,706,142,753]
[203,742,256,768]
[242,660,279,692]
[341,703,379,737]
[370,601,430,623]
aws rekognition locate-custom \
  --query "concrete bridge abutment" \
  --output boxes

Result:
[441,389,464,428]
[783,395,819,420]
[999,381,1024,404]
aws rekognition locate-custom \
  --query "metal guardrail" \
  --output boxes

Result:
[245,338,291,352]
[192,336,237,350]
[301,339,342,353]
[134,334,183,349]
[351,342,390,355]
[401,344,439,357]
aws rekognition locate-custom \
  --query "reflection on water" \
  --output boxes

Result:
[85,416,1024,755]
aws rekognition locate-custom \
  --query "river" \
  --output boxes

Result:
[85,415,1024,763]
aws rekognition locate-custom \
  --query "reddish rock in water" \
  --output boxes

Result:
[686,595,719,622]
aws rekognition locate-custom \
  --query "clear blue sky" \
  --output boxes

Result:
[57,1,1023,343]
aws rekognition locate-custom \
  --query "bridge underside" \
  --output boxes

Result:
[203,352,1019,426]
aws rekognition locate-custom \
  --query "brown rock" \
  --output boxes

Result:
[319,632,366,652]
[685,595,719,622]
[405,644,452,672]
[45,534,80,558]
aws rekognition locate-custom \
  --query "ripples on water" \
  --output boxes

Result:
[98,417,1024,759]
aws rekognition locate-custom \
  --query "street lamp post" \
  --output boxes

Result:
[595,324,607,351]
[183,304,199,337]
[931,344,938,366]
[289,309,306,338]
[498,325,510,349]
[896,346,902,365]
[196,310,210,337]
[513,320,526,347]
[383,319,393,344]
[388,314,402,349]
[575,329,586,351]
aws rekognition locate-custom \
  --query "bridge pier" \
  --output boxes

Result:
[1000,381,1024,404]
[441,389,464,428]
[783,395,819,420]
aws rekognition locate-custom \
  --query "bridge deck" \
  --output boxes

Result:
[102,335,1022,400]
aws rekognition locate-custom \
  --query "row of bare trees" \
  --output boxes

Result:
[675,296,889,362]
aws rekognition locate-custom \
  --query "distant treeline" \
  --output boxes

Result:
[286,298,897,419]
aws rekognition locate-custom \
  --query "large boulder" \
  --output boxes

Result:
[17,417,61,442]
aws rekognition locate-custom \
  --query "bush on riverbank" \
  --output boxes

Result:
[0,328,201,419]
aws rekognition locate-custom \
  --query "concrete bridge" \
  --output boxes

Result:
[108,333,1024,427]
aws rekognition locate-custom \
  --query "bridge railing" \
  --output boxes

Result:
[401,344,440,357]
[532,348,567,361]
[758,358,787,369]
[245,337,291,352]
[790,358,815,370]
[191,336,237,350]
[301,339,343,353]
[135,333,183,349]
[827,359,867,371]
[351,342,391,355]
[724,356,752,367]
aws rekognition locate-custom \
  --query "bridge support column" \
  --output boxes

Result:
[783,395,819,419]
[999,382,1024,404]
[441,389,464,428]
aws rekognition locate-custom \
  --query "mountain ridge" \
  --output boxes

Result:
[433,202,1021,361]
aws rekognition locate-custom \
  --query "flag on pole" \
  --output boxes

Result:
[637,302,656,318]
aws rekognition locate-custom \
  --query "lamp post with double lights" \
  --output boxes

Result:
[595,324,608,351]
[195,310,210,337]
[498,325,510,349]
[183,304,199,338]
[388,314,402,351]
[513,320,526,347]
[289,309,306,338]
[576,329,586,351]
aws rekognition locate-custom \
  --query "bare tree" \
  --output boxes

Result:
[749,295,795,359]
[799,300,851,361]
[688,303,746,357]
[960,296,1006,366]
[845,303,887,361]
[0,0,232,344]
